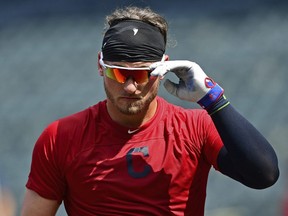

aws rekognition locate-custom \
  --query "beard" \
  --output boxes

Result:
[104,81,159,115]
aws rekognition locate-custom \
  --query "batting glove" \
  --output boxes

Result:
[150,60,224,109]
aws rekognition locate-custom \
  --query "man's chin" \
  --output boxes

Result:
[118,104,143,115]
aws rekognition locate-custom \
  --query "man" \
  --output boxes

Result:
[21,6,279,216]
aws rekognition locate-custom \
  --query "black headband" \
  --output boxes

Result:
[102,20,166,62]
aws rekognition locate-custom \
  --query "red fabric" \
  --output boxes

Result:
[283,193,288,216]
[26,97,223,216]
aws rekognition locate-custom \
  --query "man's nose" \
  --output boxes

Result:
[123,77,138,94]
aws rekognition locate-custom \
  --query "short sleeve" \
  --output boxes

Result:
[201,112,224,170]
[26,120,66,201]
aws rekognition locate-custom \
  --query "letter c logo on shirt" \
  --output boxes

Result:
[126,146,152,178]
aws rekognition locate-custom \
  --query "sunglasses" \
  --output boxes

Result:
[99,52,164,84]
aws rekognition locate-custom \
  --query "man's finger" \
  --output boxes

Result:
[150,63,169,77]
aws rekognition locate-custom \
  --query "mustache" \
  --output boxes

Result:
[120,95,143,99]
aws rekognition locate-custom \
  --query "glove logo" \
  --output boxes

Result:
[205,77,216,89]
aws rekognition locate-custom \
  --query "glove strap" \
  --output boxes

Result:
[197,83,224,109]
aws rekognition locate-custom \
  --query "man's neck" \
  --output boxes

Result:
[106,99,158,128]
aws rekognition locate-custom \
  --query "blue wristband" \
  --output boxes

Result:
[197,84,224,109]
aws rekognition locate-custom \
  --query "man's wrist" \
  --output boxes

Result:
[197,84,224,109]
[205,95,230,115]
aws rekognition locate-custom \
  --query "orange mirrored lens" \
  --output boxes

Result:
[105,68,150,83]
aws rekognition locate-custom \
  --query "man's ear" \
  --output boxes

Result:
[164,54,169,61]
[97,52,104,76]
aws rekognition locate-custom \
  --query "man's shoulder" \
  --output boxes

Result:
[158,96,207,116]
[62,100,104,119]
[53,100,106,130]
[157,97,212,129]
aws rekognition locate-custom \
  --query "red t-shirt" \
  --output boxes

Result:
[26,97,223,216]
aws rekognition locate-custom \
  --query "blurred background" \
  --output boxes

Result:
[1,0,288,215]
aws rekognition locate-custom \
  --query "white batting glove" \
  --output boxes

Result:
[150,60,224,109]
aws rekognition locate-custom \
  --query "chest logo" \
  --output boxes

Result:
[128,128,139,134]
[126,146,151,178]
